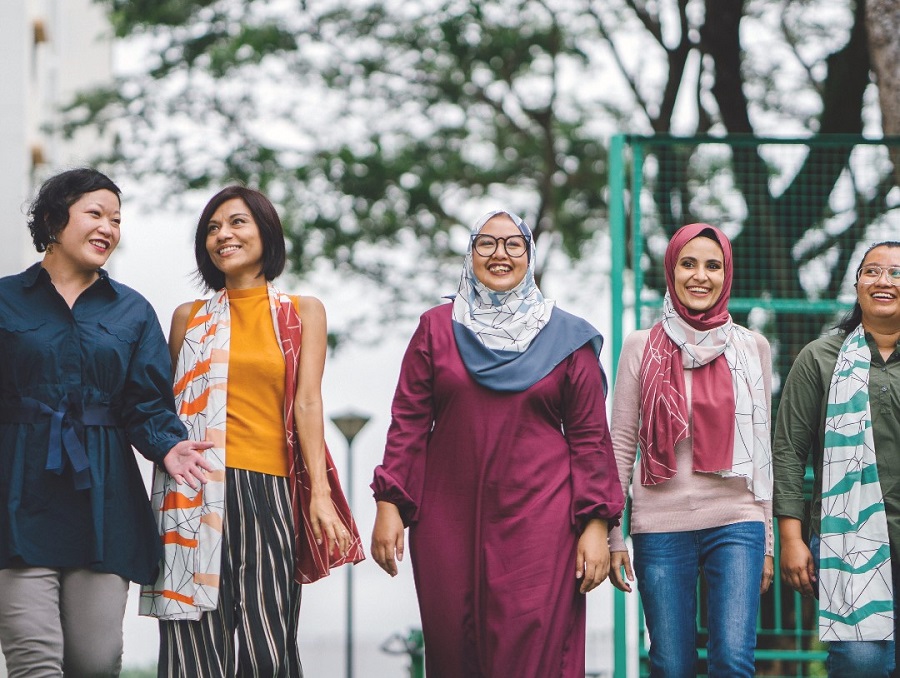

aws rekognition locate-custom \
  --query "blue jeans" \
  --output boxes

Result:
[809,533,897,678]
[632,521,765,678]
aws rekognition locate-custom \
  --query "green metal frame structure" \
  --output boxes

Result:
[607,134,900,677]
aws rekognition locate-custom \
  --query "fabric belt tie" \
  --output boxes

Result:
[1,396,118,490]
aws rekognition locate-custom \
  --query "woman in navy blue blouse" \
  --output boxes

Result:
[0,168,214,677]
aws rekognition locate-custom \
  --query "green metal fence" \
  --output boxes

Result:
[607,134,900,677]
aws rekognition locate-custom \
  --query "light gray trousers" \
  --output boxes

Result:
[0,567,128,677]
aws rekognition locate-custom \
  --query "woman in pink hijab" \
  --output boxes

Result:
[608,223,774,677]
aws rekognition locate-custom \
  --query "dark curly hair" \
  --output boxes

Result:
[836,240,900,333]
[27,168,121,252]
[194,186,287,291]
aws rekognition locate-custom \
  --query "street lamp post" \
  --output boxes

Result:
[330,410,370,678]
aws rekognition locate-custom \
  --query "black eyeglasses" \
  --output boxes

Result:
[471,234,530,258]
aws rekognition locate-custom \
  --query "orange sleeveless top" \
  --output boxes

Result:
[190,286,299,477]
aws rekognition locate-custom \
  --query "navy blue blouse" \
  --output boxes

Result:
[0,264,186,584]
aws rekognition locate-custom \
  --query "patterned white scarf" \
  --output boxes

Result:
[640,294,772,499]
[819,325,894,641]
[140,288,233,620]
[640,293,772,501]
[140,284,364,620]
[452,210,554,353]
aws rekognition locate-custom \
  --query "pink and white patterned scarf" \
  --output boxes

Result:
[637,223,771,500]
[638,294,771,500]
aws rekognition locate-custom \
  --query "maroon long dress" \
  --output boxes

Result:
[372,305,624,678]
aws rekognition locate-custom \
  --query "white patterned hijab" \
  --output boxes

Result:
[451,210,554,353]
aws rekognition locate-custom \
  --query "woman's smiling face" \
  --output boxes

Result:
[856,244,900,329]
[205,198,265,287]
[672,236,725,313]
[53,189,121,272]
[471,214,528,292]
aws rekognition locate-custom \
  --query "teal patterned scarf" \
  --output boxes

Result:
[820,325,894,640]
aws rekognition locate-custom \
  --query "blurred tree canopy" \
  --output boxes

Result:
[68,0,888,338]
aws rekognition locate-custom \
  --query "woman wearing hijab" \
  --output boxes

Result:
[608,223,774,677]
[775,241,900,677]
[370,210,623,678]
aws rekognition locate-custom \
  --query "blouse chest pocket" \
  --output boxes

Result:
[98,321,140,344]
[0,317,48,360]
[0,318,55,392]
[0,317,46,335]
[82,321,142,380]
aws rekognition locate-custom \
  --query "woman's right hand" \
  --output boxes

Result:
[162,440,216,490]
[609,550,634,593]
[780,537,816,597]
[371,501,405,577]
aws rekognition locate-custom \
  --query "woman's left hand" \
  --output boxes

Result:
[309,493,352,557]
[576,519,610,594]
[760,555,775,594]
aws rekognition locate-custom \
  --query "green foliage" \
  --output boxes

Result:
[71,0,881,338]
[102,0,220,36]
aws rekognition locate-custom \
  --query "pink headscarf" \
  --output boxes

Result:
[663,223,733,329]
[638,223,736,485]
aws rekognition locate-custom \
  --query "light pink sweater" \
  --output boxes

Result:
[607,329,774,556]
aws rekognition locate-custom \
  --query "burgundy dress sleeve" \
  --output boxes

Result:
[562,344,625,529]
[371,311,435,526]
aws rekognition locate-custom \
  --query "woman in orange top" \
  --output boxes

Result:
[140,186,364,677]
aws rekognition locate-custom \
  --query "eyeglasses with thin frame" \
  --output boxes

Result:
[856,265,900,286]
[471,233,530,258]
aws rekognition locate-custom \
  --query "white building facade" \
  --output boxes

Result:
[0,0,113,276]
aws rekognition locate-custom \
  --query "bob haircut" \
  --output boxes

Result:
[836,240,900,334]
[28,168,121,252]
[194,186,287,291]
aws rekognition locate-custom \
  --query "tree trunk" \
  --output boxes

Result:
[866,0,900,184]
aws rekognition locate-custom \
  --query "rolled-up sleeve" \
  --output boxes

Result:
[562,344,625,530]
[121,307,186,463]
[371,314,435,526]
[773,341,826,525]
[607,332,644,551]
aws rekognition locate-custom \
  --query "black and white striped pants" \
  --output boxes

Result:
[158,468,304,678]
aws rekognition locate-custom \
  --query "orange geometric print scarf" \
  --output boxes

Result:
[140,284,363,621]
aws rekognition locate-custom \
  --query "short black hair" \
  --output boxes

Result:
[28,168,121,252]
[836,240,900,333]
[194,186,287,291]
